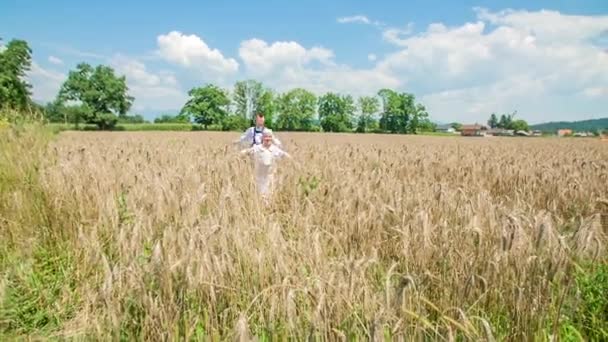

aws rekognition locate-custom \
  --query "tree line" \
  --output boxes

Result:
[487,111,530,132]
[4,37,538,135]
[2,38,436,133]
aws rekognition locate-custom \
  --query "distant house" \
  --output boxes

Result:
[557,129,572,137]
[436,124,456,133]
[461,124,489,137]
[487,128,514,136]
[515,130,531,136]
[532,130,542,136]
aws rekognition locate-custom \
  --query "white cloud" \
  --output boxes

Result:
[26,62,66,103]
[368,53,377,61]
[48,55,63,65]
[382,23,414,46]
[238,38,399,96]
[376,8,608,123]
[239,39,335,75]
[337,15,384,27]
[337,15,371,25]
[110,55,186,112]
[157,31,239,77]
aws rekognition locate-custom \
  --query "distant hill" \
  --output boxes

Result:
[530,118,608,133]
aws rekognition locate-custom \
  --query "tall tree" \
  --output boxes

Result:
[356,96,379,133]
[57,63,134,129]
[318,92,355,132]
[378,89,419,133]
[0,39,33,110]
[276,88,316,131]
[488,113,498,128]
[410,103,431,133]
[498,112,517,129]
[233,80,263,119]
[181,84,230,129]
[257,90,275,128]
[378,89,400,132]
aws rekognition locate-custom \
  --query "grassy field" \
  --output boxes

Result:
[1,129,607,340]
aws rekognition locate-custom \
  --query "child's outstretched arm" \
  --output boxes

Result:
[240,147,254,156]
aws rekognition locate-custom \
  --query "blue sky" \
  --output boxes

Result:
[2,0,607,124]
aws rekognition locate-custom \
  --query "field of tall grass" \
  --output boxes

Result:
[1,127,607,340]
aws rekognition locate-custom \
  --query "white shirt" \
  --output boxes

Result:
[240,144,290,195]
[237,126,283,148]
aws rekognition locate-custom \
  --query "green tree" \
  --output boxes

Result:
[44,100,67,123]
[0,38,33,110]
[498,112,517,129]
[412,104,433,132]
[154,113,190,124]
[511,119,529,131]
[378,89,425,133]
[356,96,379,133]
[318,92,355,132]
[276,88,316,131]
[257,90,275,128]
[57,63,134,129]
[378,89,400,132]
[117,114,146,124]
[233,80,263,119]
[488,113,498,128]
[44,100,92,127]
[181,84,230,129]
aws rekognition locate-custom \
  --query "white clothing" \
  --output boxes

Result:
[237,126,283,148]
[241,144,290,196]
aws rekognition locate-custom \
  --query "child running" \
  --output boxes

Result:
[240,128,291,199]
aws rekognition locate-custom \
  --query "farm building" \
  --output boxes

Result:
[557,129,573,137]
[487,128,514,136]
[461,124,489,136]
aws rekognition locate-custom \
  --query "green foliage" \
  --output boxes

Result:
[489,112,530,131]
[117,114,146,124]
[566,262,608,340]
[530,118,608,133]
[417,119,437,132]
[0,38,33,111]
[377,89,429,134]
[356,96,379,133]
[487,113,498,128]
[233,80,276,128]
[276,88,316,131]
[318,92,355,132]
[234,80,260,118]
[154,113,190,124]
[257,90,276,128]
[450,122,462,131]
[511,119,529,132]
[221,114,250,131]
[1,247,78,334]
[181,84,230,129]
[57,63,133,129]
[96,113,118,130]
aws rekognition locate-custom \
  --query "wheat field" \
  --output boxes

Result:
[2,130,607,340]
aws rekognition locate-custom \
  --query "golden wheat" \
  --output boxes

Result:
[6,131,608,340]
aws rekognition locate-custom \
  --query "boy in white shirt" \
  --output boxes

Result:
[236,113,283,148]
[240,128,291,199]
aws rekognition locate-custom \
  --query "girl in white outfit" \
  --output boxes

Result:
[240,129,291,198]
